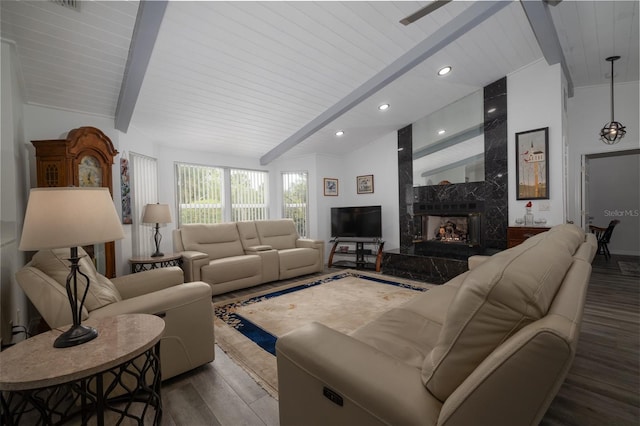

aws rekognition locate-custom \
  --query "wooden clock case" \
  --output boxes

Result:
[31,127,119,278]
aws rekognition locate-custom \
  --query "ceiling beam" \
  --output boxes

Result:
[115,0,168,133]
[519,0,574,97]
[259,0,510,165]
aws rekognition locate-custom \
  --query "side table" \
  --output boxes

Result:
[129,253,182,273]
[507,226,551,248]
[0,314,165,425]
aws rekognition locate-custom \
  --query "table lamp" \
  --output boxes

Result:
[142,203,172,257]
[19,187,125,348]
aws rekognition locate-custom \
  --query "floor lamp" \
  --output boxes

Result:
[19,187,125,348]
[142,203,172,257]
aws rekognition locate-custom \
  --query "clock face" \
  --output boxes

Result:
[78,155,103,187]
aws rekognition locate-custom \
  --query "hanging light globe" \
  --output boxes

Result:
[599,56,626,145]
[600,120,626,144]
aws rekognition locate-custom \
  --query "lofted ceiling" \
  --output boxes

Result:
[1,1,638,164]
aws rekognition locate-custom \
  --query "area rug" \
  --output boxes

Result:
[618,261,640,277]
[213,270,433,398]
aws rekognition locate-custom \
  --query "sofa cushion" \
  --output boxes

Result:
[255,219,298,250]
[421,233,575,401]
[352,273,464,369]
[236,221,262,250]
[31,248,121,311]
[201,255,262,284]
[278,248,319,270]
[181,223,245,260]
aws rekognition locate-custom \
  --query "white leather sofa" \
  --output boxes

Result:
[276,224,597,426]
[173,219,324,295]
[16,248,214,381]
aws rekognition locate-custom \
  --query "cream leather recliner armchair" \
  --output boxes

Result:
[16,248,215,380]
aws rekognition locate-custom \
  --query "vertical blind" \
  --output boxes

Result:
[176,163,224,225]
[282,171,308,237]
[176,163,268,226]
[231,169,268,222]
[130,152,158,256]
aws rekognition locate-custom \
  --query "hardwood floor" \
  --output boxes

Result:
[160,256,640,425]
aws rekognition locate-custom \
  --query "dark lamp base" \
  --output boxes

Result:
[54,324,98,348]
[151,251,164,258]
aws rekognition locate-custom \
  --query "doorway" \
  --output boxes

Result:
[582,149,640,256]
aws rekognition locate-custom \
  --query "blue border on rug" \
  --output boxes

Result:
[214,272,428,356]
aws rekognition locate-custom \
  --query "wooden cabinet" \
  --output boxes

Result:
[32,127,119,278]
[507,226,550,248]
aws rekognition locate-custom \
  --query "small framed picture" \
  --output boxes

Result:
[357,174,374,194]
[324,178,339,196]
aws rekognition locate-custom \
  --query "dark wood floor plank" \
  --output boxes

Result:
[189,354,269,426]
[248,395,280,426]
[212,345,270,405]
[163,382,221,426]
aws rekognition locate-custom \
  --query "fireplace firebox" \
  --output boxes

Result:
[410,201,484,259]
[417,213,481,246]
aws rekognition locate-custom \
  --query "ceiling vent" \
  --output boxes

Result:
[49,0,80,12]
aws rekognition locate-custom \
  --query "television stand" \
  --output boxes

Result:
[328,238,384,272]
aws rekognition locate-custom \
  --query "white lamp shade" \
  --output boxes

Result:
[142,203,172,224]
[19,187,125,251]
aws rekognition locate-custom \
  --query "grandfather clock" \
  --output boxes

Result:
[32,127,119,278]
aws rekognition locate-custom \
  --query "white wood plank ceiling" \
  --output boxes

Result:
[1,1,638,162]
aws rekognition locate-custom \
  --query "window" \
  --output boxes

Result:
[176,163,268,226]
[282,171,308,237]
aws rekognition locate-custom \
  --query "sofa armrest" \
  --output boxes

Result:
[245,245,273,252]
[179,251,210,281]
[277,322,441,426]
[468,255,491,270]
[296,239,323,250]
[91,281,214,380]
[111,267,184,300]
[90,281,211,319]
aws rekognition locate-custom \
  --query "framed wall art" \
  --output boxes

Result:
[515,127,549,200]
[357,174,374,194]
[324,178,338,196]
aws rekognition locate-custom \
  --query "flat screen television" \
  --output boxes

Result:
[331,205,382,239]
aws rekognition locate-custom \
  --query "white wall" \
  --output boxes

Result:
[566,81,640,227]
[1,40,29,344]
[315,131,400,256]
[507,59,564,226]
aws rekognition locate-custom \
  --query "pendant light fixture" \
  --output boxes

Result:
[599,56,626,144]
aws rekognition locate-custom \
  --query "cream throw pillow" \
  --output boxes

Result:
[31,248,121,312]
[421,233,575,401]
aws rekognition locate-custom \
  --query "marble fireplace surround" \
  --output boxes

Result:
[384,77,508,284]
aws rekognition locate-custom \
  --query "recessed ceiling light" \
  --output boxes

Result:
[488,107,497,113]
[437,66,452,76]
[438,129,446,135]
[335,130,344,136]
[378,103,390,111]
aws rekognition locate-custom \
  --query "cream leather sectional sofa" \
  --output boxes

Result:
[173,219,324,296]
[277,224,597,426]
